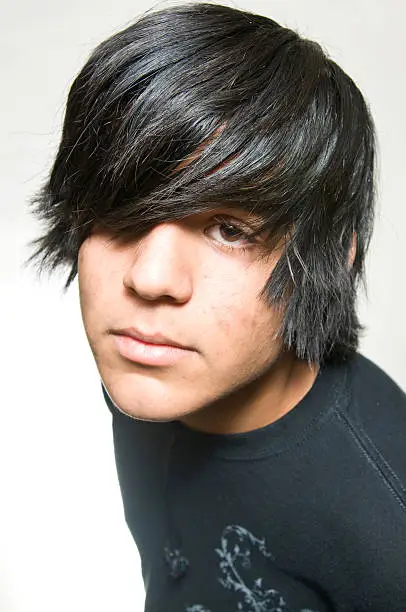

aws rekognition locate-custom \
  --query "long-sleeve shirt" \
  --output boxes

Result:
[103,352,406,611]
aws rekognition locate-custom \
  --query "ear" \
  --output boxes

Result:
[348,231,357,269]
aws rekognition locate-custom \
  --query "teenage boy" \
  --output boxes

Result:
[30,4,406,611]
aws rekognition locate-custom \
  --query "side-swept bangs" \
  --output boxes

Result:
[29,3,376,364]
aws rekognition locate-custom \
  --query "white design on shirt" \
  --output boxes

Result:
[185,525,318,612]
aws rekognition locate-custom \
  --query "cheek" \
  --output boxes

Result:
[77,247,92,319]
[78,242,111,334]
[210,283,278,354]
[207,299,282,389]
[78,239,123,315]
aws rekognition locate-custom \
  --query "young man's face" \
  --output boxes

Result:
[78,209,289,424]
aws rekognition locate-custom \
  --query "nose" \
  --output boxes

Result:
[122,222,194,303]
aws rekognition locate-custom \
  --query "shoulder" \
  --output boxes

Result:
[345,352,406,423]
[337,352,406,492]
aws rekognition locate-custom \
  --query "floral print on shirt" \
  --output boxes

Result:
[185,525,318,612]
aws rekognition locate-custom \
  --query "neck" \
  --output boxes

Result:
[179,350,320,435]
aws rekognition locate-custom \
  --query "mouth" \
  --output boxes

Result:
[110,328,193,367]
[111,327,190,349]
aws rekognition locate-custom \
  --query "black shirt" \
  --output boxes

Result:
[103,353,406,611]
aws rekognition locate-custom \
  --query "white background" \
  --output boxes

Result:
[1,0,405,610]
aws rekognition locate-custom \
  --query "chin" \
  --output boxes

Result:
[102,374,200,423]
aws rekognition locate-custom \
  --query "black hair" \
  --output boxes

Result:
[28,2,376,365]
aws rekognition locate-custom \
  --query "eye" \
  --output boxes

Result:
[205,216,257,251]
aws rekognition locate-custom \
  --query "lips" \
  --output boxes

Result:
[111,329,192,367]
[111,327,190,350]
